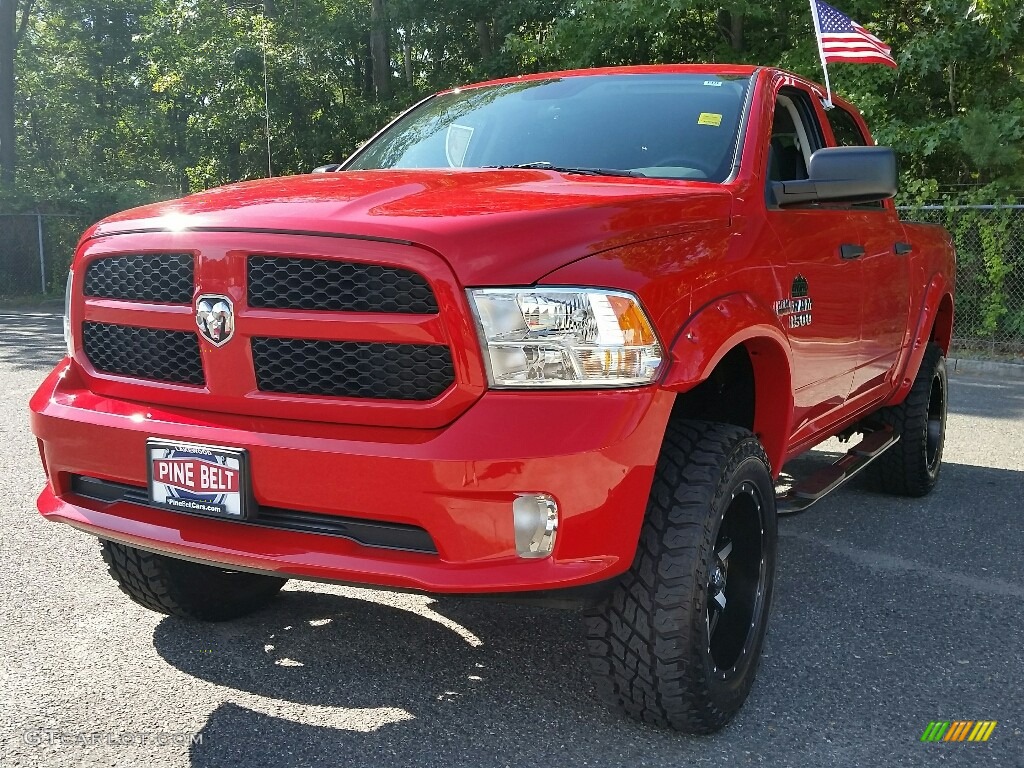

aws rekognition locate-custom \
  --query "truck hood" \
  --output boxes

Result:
[91,169,733,285]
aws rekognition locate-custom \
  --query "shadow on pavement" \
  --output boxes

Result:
[146,463,1023,768]
[155,591,633,767]
[0,312,64,372]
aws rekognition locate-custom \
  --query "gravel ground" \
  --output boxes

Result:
[1,310,1021,768]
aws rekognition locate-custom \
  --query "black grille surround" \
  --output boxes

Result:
[83,322,204,386]
[70,475,438,555]
[84,253,194,303]
[252,337,454,401]
[247,255,438,314]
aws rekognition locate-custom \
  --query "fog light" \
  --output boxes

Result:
[513,494,558,558]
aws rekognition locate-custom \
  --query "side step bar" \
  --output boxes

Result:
[776,426,899,516]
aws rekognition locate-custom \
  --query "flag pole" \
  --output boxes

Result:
[808,0,834,108]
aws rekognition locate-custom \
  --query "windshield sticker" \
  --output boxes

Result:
[698,112,723,127]
[445,124,474,167]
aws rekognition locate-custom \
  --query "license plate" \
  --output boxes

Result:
[147,439,251,519]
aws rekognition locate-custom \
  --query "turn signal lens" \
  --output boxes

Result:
[607,294,658,346]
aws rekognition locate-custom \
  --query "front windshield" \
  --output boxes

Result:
[346,73,752,182]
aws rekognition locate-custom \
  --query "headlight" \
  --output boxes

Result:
[63,270,74,357]
[468,288,663,388]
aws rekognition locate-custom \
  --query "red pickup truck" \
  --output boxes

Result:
[30,64,955,733]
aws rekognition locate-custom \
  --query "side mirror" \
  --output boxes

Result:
[771,146,897,206]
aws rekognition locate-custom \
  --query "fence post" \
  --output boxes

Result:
[36,213,46,294]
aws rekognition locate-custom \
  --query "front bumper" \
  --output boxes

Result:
[30,360,673,594]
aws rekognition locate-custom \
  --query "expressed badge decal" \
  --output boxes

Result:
[196,294,234,346]
[775,275,814,329]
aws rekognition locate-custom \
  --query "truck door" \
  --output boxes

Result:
[823,105,911,400]
[765,85,860,437]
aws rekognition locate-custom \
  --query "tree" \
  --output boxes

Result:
[0,0,32,187]
[370,0,390,98]
[2,0,1022,214]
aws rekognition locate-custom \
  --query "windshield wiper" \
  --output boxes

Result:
[484,162,646,178]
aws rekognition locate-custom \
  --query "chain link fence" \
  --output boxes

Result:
[899,205,1024,361]
[2,206,1023,362]
[0,214,92,298]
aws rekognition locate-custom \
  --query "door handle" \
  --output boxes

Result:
[840,244,865,260]
[894,242,913,255]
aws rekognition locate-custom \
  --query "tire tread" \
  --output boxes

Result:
[869,342,946,497]
[584,420,776,733]
[100,540,286,621]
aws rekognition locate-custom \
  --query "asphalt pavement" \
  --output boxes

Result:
[1,310,1021,768]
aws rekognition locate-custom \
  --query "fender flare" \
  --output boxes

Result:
[659,293,795,474]
[887,273,954,406]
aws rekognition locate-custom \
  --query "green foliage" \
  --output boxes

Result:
[2,0,1022,217]
[927,203,1024,348]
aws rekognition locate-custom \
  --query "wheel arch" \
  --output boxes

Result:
[660,293,794,475]
[888,274,953,406]
[931,292,954,354]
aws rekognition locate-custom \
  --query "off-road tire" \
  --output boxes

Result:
[100,540,287,621]
[869,342,947,497]
[584,420,777,733]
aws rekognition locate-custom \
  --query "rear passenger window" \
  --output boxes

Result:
[826,106,884,208]
[827,108,868,147]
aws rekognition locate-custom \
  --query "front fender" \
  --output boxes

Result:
[660,293,795,475]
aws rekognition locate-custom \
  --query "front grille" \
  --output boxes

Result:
[83,322,204,385]
[247,256,438,314]
[70,475,438,554]
[252,337,453,400]
[84,253,194,303]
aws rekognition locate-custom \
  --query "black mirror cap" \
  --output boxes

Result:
[809,146,898,200]
[772,146,898,207]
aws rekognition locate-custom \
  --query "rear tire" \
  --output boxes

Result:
[100,540,287,621]
[584,420,777,733]
[869,342,947,497]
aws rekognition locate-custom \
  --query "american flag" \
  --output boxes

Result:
[813,0,897,68]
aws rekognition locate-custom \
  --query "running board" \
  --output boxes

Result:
[776,426,899,516]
